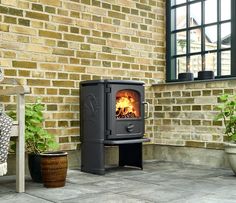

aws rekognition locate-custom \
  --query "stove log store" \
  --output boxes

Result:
[80,80,150,175]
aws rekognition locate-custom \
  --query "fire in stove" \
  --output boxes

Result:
[116,90,140,119]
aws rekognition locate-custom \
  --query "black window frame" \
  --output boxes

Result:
[166,0,236,82]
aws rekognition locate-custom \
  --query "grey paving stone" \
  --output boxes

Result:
[1,161,236,203]
[0,185,14,194]
[119,185,202,203]
[0,192,52,203]
[82,177,155,193]
[60,192,153,203]
[25,182,104,202]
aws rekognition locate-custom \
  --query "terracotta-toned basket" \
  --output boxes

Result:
[40,151,68,188]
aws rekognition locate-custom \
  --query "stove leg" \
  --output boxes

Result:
[81,142,105,175]
[119,143,143,169]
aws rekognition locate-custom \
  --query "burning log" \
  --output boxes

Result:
[116,108,136,118]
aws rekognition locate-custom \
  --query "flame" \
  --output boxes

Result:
[116,91,139,118]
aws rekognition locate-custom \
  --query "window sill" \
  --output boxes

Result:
[152,76,236,86]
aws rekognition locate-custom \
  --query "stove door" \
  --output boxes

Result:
[106,83,144,140]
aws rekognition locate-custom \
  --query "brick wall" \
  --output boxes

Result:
[0,0,166,150]
[152,79,236,150]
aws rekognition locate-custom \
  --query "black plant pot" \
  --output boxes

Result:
[178,72,194,82]
[198,70,215,80]
[28,154,42,183]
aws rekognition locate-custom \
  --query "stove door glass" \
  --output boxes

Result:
[116,90,141,119]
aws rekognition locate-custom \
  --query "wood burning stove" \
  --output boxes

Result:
[80,80,150,175]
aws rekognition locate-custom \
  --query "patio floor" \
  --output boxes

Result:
[1,161,236,203]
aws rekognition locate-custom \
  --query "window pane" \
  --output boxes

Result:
[173,0,186,5]
[190,2,201,27]
[176,31,186,55]
[190,29,201,53]
[176,6,186,29]
[221,23,231,48]
[205,25,217,51]
[205,0,217,24]
[221,0,231,21]
[176,57,187,75]
[221,51,231,76]
[190,55,202,77]
[205,52,217,73]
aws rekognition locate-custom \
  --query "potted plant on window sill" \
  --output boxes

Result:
[197,54,215,80]
[215,94,236,175]
[9,100,68,187]
[178,57,194,82]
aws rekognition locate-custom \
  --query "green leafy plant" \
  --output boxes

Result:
[9,99,58,154]
[215,94,236,142]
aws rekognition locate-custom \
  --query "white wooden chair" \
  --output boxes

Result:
[0,79,30,192]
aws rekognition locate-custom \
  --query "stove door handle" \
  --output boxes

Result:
[143,101,150,119]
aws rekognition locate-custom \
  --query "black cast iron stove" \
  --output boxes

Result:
[80,80,150,175]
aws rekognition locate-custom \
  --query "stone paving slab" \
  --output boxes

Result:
[0,161,236,203]
[0,192,51,203]
[62,193,152,203]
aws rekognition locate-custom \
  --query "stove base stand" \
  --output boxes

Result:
[81,138,150,175]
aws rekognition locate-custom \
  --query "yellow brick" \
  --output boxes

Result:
[52,80,74,87]
[17,1,29,9]
[33,88,46,94]
[28,79,50,86]
[107,39,126,48]
[88,7,107,16]
[136,58,152,65]
[39,0,62,7]
[58,9,68,16]
[18,70,30,77]
[31,21,44,28]
[40,63,63,71]
[108,69,127,76]
[117,0,136,7]
[45,39,57,47]
[4,69,16,76]
[52,48,74,56]
[64,97,79,103]
[128,70,145,78]
[58,104,70,111]
[97,23,116,32]
[13,60,37,69]
[32,71,44,78]
[45,23,57,30]
[26,11,49,21]
[2,0,17,6]
[39,30,62,39]
[64,2,84,12]
[3,51,16,58]
[53,113,75,119]
[31,37,44,44]
[11,25,37,36]
[58,57,69,63]
[42,97,63,103]
[76,51,96,59]
[52,16,74,25]
[87,67,108,75]
[64,65,86,73]
[64,33,84,42]
[45,72,57,79]
[76,20,95,29]
[26,44,52,53]
[47,88,58,95]
[0,24,9,32]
